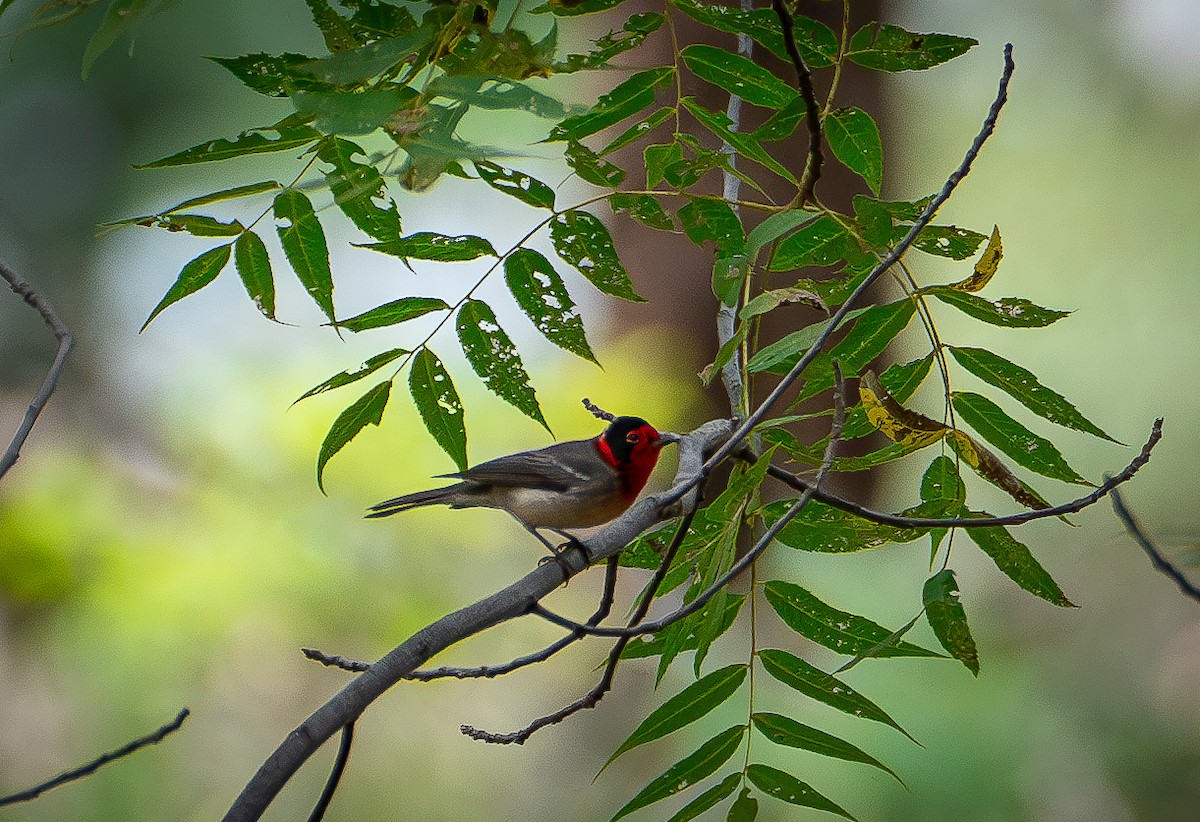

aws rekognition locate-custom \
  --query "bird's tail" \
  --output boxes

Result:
[365,485,462,518]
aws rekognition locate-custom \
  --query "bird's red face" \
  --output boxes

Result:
[597,416,664,500]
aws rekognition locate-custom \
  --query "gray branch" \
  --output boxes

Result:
[222,418,734,822]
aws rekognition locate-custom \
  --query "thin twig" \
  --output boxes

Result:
[533,365,848,642]
[772,0,823,207]
[1111,486,1200,602]
[659,44,1017,510]
[306,723,353,822]
[303,648,371,673]
[463,498,705,744]
[0,259,73,480]
[581,398,615,422]
[0,708,189,806]
[757,418,1161,528]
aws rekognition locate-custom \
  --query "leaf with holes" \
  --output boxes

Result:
[911,224,987,260]
[142,244,232,331]
[234,231,275,319]
[359,232,497,263]
[681,44,798,109]
[274,189,335,324]
[952,225,1003,291]
[826,107,883,195]
[759,649,916,740]
[765,581,941,658]
[679,197,745,256]
[923,570,980,675]
[610,726,746,822]
[557,12,666,72]
[456,300,546,429]
[746,765,856,821]
[564,141,625,188]
[952,392,1091,485]
[548,66,674,142]
[604,665,746,770]
[599,107,673,156]
[316,380,391,493]
[318,137,402,242]
[296,348,409,403]
[682,98,799,185]
[664,773,740,822]
[550,210,645,301]
[752,713,900,782]
[409,348,467,471]
[474,160,556,209]
[839,354,934,440]
[966,521,1075,607]
[671,0,838,66]
[948,346,1119,442]
[609,193,674,231]
[926,289,1071,328]
[133,214,244,237]
[847,23,976,72]
[762,500,927,554]
[504,249,597,364]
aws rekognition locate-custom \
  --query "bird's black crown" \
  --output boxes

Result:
[604,416,655,464]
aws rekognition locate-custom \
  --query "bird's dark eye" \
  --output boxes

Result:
[626,432,640,444]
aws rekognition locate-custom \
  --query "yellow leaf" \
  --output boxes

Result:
[948,430,1049,511]
[858,372,947,448]
[952,225,1002,292]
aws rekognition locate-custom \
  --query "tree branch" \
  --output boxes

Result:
[0,708,189,806]
[772,0,823,207]
[1111,485,1200,603]
[0,259,73,481]
[222,419,734,822]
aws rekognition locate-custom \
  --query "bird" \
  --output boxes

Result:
[366,416,668,555]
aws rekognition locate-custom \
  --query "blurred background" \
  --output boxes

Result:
[0,1,1197,820]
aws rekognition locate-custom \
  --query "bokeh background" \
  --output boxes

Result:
[1,1,1198,820]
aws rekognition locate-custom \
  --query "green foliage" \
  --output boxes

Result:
[15,0,1129,817]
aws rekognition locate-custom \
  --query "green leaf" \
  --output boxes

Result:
[316,380,391,492]
[610,726,746,822]
[682,98,799,186]
[951,392,1090,484]
[926,289,1071,328]
[233,231,275,319]
[542,0,633,17]
[305,0,360,51]
[274,189,336,324]
[550,210,646,301]
[966,522,1075,607]
[948,346,1119,442]
[851,195,893,247]
[753,96,806,142]
[605,665,746,769]
[209,52,330,98]
[744,210,816,261]
[671,0,837,66]
[744,306,871,375]
[711,255,749,309]
[679,197,746,256]
[359,233,497,263]
[911,224,987,260]
[339,297,449,333]
[296,348,408,402]
[456,300,546,429]
[768,215,855,270]
[474,160,556,209]
[745,765,856,821]
[752,712,900,781]
[133,214,244,237]
[727,788,758,822]
[762,499,926,553]
[101,183,282,231]
[923,570,980,675]
[409,348,467,472]
[793,300,917,398]
[620,595,744,661]
[915,454,966,556]
[557,12,666,73]
[141,244,231,331]
[294,86,416,134]
[609,193,674,231]
[548,66,674,142]
[740,286,825,321]
[564,141,626,188]
[598,107,673,156]
[681,44,798,109]
[426,75,573,120]
[82,0,163,79]
[847,23,977,72]
[825,107,883,195]
[644,141,682,188]
[764,580,941,658]
[136,113,321,168]
[759,649,915,740]
[503,249,597,364]
[665,773,740,822]
[317,137,403,242]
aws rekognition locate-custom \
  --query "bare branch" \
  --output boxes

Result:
[755,418,1161,528]
[222,419,734,822]
[0,259,73,481]
[303,648,370,673]
[772,0,823,206]
[1111,486,1200,603]
[581,398,615,422]
[0,708,189,806]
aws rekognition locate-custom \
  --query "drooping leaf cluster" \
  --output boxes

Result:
[10,0,1138,818]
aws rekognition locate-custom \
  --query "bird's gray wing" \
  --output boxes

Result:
[438,443,590,491]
